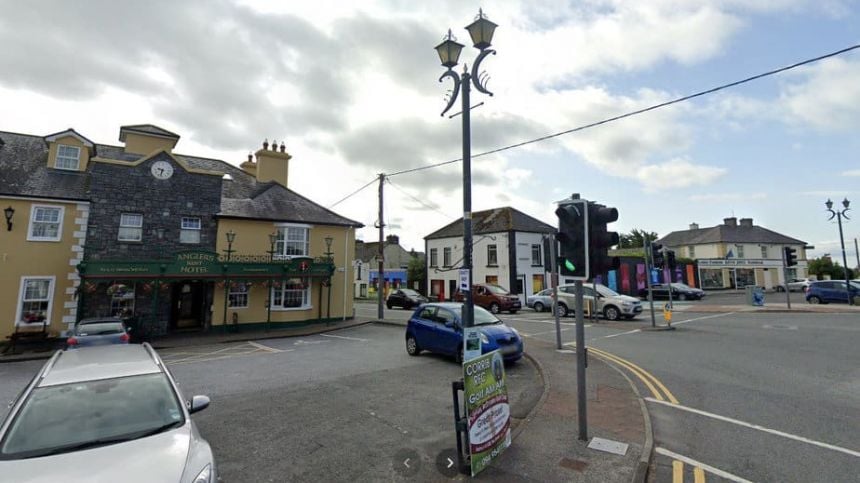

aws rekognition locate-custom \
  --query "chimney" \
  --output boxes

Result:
[240,152,256,176]
[386,235,399,245]
[739,218,753,227]
[689,223,699,230]
[724,217,737,226]
[254,138,292,187]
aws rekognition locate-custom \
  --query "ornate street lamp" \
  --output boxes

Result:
[4,206,13,231]
[435,8,498,330]
[825,198,853,304]
[224,230,236,261]
[324,236,334,259]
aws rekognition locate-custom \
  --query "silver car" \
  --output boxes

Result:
[0,343,215,483]
[527,288,554,312]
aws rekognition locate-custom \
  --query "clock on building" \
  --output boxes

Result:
[150,160,174,180]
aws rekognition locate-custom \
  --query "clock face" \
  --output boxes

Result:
[151,161,174,180]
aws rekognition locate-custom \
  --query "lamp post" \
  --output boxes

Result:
[435,8,498,329]
[4,206,13,231]
[825,198,853,304]
[324,236,334,318]
[222,230,237,330]
[266,232,278,330]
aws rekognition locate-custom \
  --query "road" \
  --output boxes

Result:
[408,302,859,482]
[0,323,541,482]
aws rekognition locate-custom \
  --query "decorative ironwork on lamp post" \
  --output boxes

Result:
[323,236,334,319]
[222,230,237,330]
[266,231,278,330]
[435,8,498,329]
[825,198,854,305]
[4,206,14,231]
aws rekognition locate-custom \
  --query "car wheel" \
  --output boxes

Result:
[678,294,687,301]
[556,303,568,317]
[489,303,501,314]
[807,296,821,304]
[387,302,393,309]
[406,335,420,356]
[533,302,544,312]
[776,286,785,293]
[604,305,620,321]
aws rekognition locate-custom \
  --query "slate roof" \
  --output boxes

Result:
[0,131,90,201]
[425,207,556,240]
[119,124,180,140]
[0,129,362,228]
[657,223,806,246]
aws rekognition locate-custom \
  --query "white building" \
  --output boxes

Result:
[657,217,809,290]
[424,207,555,304]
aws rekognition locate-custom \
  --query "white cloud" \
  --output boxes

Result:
[780,58,860,132]
[842,169,860,177]
[689,192,767,202]
[636,157,727,191]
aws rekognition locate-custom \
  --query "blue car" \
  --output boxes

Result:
[805,280,860,304]
[66,317,130,349]
[405,302,523,363]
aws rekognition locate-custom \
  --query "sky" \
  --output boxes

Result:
[1,0,859,263]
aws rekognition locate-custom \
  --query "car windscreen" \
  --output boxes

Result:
[596,285,620,297]
[75,322,124,336]
[484,285,509,294]
[0,373,184,459]
[400,289,420,296]
[469,306,502,326]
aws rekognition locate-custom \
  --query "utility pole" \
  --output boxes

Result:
[549,233,562,349]
[855,238,859,270]
[460,65,476,330]
[574,279,587,441]
[644,239,656,328]
[377,173,385,320]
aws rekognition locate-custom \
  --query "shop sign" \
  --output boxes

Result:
[698,258,785,268]
[464,350,511,476]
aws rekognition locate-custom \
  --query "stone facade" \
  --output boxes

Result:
[85,153,222,260]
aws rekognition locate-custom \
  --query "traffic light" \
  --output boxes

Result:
[588,202,620,276]
[666,250,677,270]
[555,199,589,279]
[784,246,798,267]
[651,243,664,269]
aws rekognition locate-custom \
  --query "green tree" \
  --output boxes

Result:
[617,228,659,249]
[406,256,426,293]
[808,257,855,279]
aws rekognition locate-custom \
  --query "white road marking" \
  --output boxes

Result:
[646,398,860,459]
[248,341,283,352]
[521,328,571,337]
[599,329,641,339]
[505,317,577,326]
[320,333,369,342]
[655,447,753,483]
[293,339,330,345]
[671,312,736,326]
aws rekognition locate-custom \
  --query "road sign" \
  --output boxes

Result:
[464,350,511,476]
[459,268,470,292]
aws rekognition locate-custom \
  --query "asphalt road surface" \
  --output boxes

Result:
[480,305,860,483]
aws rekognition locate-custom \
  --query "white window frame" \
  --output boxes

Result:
[689,246,696,258]
[228,282,250,309]
[429,248,438,267]
[118,213,143,242]
[761,246,768,259]
[271,278,312,310]
[443,247,452,267]
[737,245,745,258]
[487,244,498,266]
[16,276,55,326]
[531,244,542,266]
[27,205,64,242]
[55,144,81,171]
[109,283,135,318]
[180,217,202,244]
[274,224,310,259]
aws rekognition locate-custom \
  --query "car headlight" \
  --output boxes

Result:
[192,464,212,483]
[621,302,632,307]
[480,332,489,344]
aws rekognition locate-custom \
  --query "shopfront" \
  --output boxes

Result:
[76,250,336,337]
[697,258,801,290]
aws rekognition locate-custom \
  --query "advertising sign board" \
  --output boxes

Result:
[464,350,511,476]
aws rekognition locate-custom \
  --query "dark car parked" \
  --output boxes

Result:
[455,283,521,314]
[66,317,130,349]
[386,288,429,310]
[639,283,706,301]
[404,302,523,363]
[805,280,860,304]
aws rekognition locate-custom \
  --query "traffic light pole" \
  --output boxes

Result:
[644,239,656,328]
[664,247,674,310]
[782,246,791,310]
[549,234,562,350]
[574,280,587,441]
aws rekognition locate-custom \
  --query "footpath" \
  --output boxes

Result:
[670,301,860,313]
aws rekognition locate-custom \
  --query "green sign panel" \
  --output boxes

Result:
[464,350,511,476]
[78,250,334,279]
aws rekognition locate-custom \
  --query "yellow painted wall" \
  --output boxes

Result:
[47,135,91,172]
[211,219,355,327]
[0,197,87,339]
[123,132,177,155]
[254,149,290,187]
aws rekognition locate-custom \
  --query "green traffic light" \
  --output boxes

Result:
[564,259,575,271]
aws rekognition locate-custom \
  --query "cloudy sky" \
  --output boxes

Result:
[2,0,859,261]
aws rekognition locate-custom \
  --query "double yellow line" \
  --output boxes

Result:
[674,461,706,483]
[588,346,679,404]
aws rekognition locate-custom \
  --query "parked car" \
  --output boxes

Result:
[556,283,643,320]
[777,278,812,293]
[805,280,860,304]
[0,343,215,483]
[66,317,130,349]
[405,302,523,363]
[386,288,429,310]
[455,283,521,314]
[639,283,706,301]
[527,289,554,312]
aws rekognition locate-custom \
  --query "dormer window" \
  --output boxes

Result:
[55,145,81,170]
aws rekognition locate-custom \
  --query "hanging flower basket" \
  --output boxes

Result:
[84,282,98,294]
[141,282,153,294]
[107,283,129,296]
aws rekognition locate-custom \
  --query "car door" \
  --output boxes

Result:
[392,290,405,307]
[411,306,438,349]
[433,308,462,356]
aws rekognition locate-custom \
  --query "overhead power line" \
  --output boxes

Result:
[328,176,378,208]
[387,179,457,220]
[386,43,860,178]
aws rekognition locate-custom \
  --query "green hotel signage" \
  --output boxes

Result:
[78,250,335,279]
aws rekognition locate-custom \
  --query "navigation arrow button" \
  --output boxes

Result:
[447,457,454,468]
